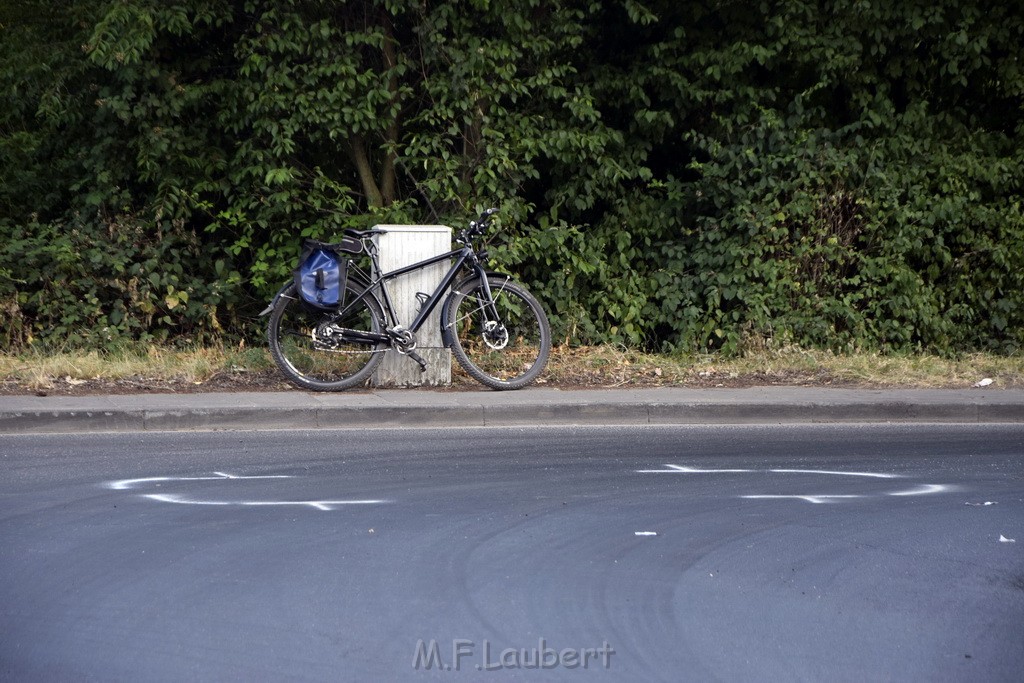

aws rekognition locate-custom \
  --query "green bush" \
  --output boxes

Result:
[1,214,239,349]
[1,0,1021,355]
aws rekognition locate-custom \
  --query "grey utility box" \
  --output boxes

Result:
[370,225,453,387]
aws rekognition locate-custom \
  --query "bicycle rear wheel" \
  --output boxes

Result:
[446,276,551,390]
[268,283,386,391]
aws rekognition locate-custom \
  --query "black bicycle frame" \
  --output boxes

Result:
[333,244,492,345]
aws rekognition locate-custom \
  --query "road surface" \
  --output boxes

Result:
[2,425,1022,681]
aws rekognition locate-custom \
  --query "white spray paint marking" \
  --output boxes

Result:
[108,472,292,490]
[638,463,950,504]
[889,484,950,496]
[741,494,863,504]
[636,465,755,474]
[634,531,658,536]
[769,469,900,479]
[144,494,386,511]
[106,471,388,511]
[636,464,900,478]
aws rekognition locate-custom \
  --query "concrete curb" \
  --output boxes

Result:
[1,387,1023,434]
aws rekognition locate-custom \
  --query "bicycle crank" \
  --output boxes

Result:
[388,326,428,373]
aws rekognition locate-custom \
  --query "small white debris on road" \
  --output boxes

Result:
[998,534,1016,543]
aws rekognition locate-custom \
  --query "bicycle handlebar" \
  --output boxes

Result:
[466,207,499,238]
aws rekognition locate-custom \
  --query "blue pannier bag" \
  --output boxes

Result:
[294,240,347,310]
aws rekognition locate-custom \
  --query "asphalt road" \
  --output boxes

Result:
[1,425,1022,681]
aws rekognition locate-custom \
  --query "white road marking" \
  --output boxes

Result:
[634,531,658,536]
[889,484,950,496]
[144,494,386,511]
[636,465,754,474]
[636,465,900,478]
[108,472,292,490]
[638,464,950,504]
[106,471,388,511]
[770,469,900,479]
[741,494,862,504]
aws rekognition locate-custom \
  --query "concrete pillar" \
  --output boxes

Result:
[371,225,452,387]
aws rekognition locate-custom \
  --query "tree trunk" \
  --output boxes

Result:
[380,15,400,205]
[349,134,384,208]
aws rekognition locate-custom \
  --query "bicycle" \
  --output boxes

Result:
[261,208,552,391]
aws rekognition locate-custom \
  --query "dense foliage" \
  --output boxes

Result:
[2,0,1022,353]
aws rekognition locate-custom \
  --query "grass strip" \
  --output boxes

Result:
[1,344,1021,392]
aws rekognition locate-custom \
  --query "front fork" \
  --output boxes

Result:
[473,267,504,322]
[440,268,511,348]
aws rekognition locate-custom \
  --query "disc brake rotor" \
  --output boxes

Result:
[482,321,509,350]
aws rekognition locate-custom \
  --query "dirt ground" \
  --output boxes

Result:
[0,365,873,397]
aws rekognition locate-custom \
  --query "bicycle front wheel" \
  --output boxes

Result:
[446,276,551,390]
[268,283,386,391]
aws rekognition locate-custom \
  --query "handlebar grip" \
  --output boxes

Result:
[466,208,498,237]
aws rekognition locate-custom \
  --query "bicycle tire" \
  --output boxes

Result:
[268,282,386,391]
[446,275,551,390]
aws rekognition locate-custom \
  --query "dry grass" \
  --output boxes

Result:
[0,344,274,392]
[1,343,1022,393]
[535,345,1024,389]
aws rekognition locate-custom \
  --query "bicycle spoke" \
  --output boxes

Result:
[447,276,551,390]
[267,208,549,391]
[268,283,386,391]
